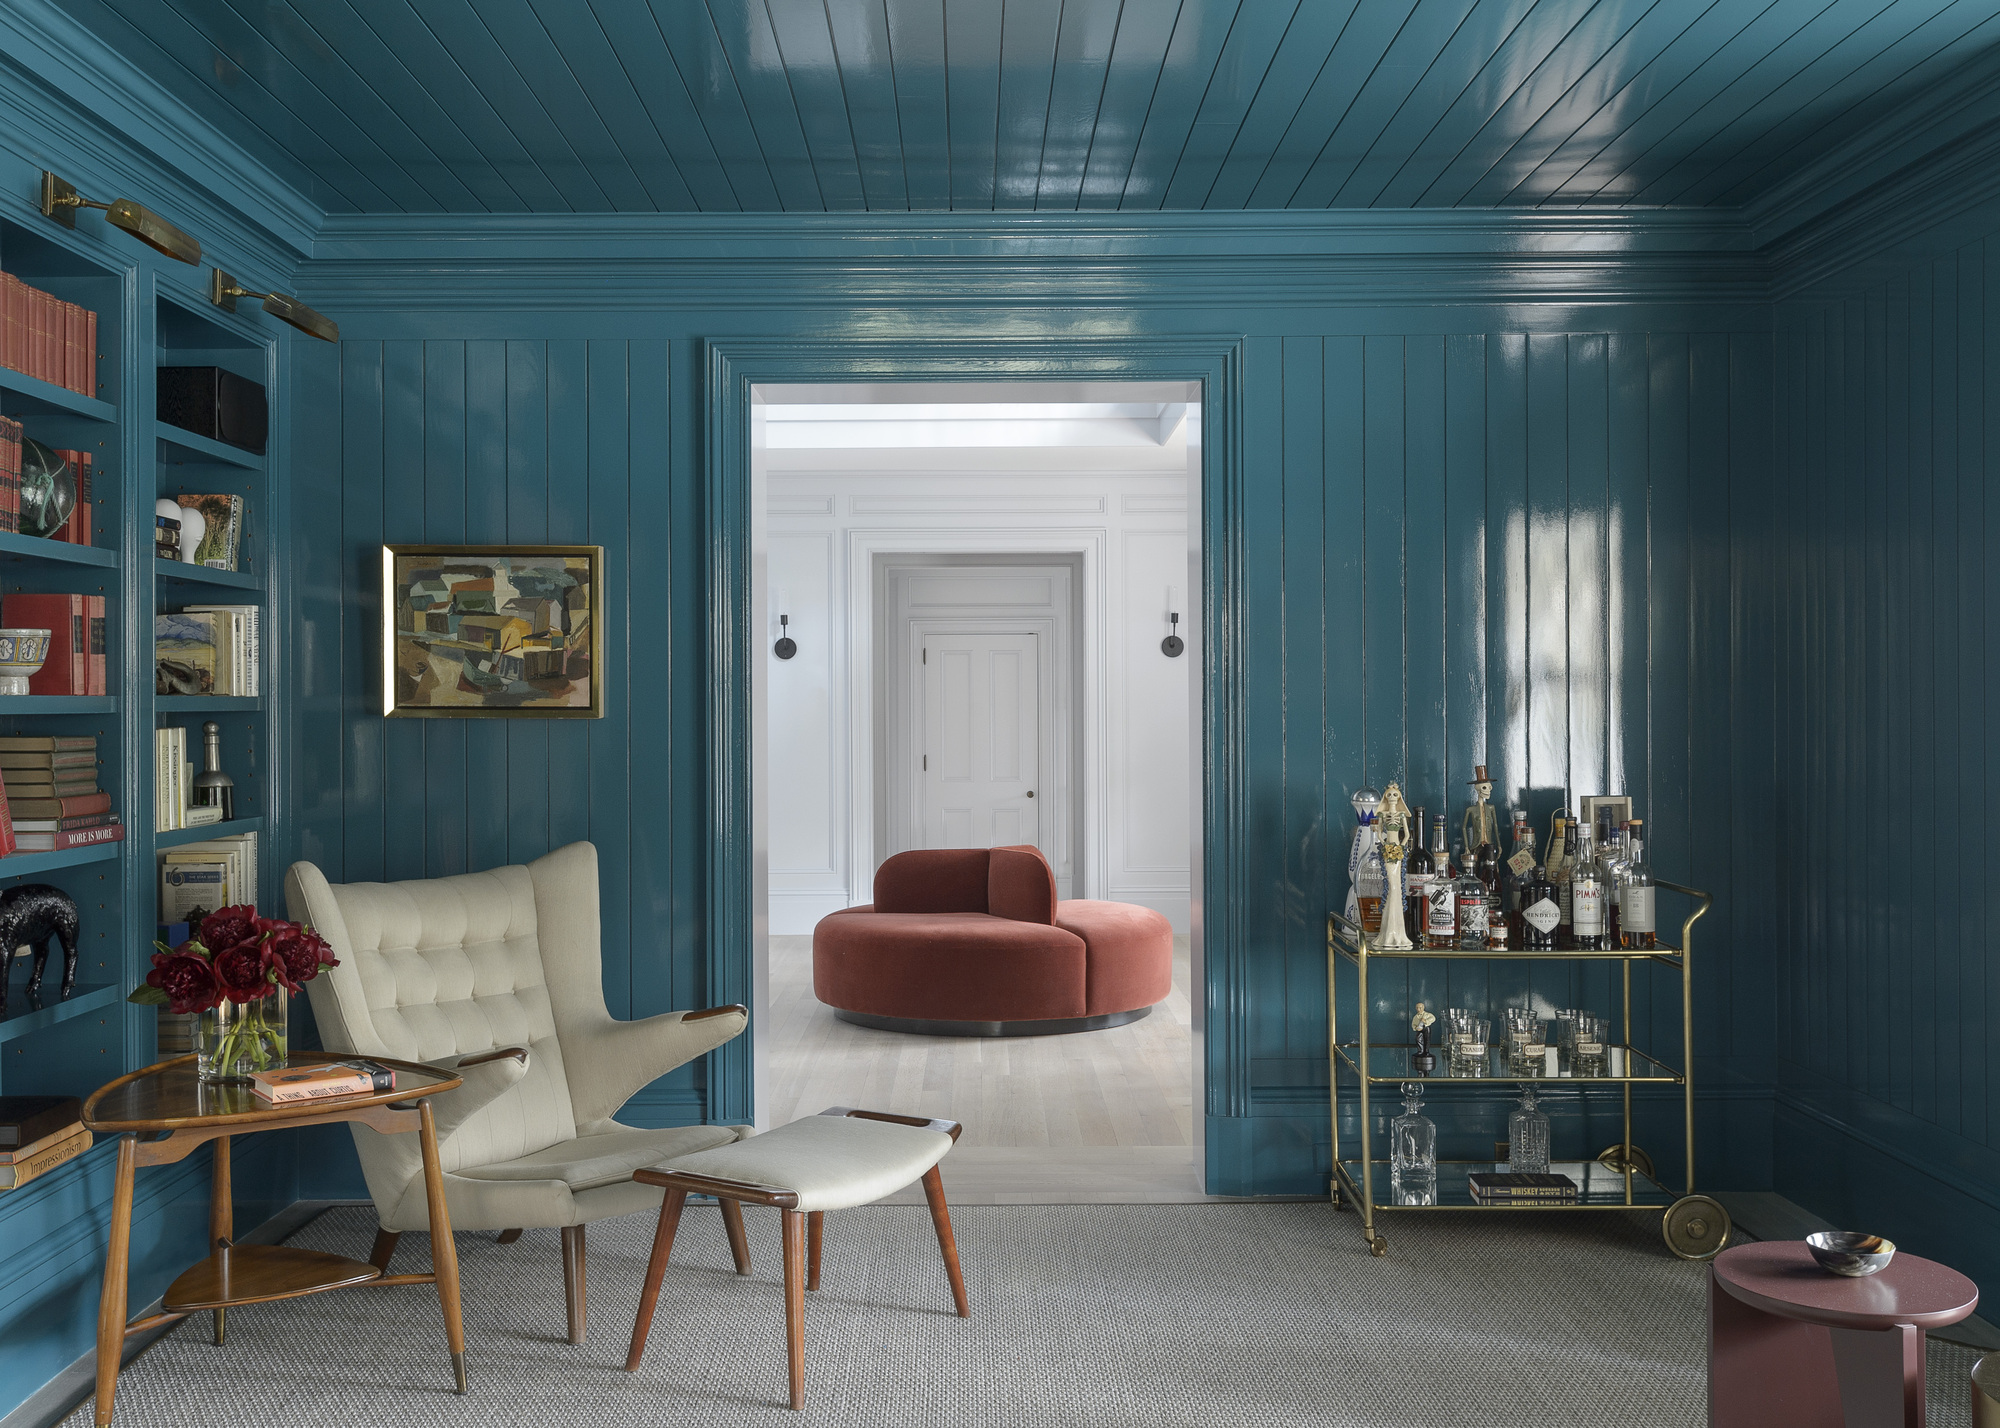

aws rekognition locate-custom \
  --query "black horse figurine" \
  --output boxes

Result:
[0,884,80,1016]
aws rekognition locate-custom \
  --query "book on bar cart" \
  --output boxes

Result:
[1467,1172,1579,1204]
[250,1059,397,1104]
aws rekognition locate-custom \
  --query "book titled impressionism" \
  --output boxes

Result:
[250,1060,396,1104]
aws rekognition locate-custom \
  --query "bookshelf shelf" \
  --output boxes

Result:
[155,816,264,849]
[0,530,119,569]
[0,366,117,424]
[0,695,117,715]
[156,563,261,594]
[0,843,121,879]
[155,696,262,714]
[155,422,264,472]
[0,981,120,1046]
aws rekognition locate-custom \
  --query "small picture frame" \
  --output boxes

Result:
[1579,794,1633,840]
[382,544,604,718]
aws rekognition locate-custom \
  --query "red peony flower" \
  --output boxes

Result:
[198,905,260,956]
[266,926,338,988]
[211,942,273,1004]
[145,947,222,1016]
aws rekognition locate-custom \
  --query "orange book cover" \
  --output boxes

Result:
[250,1060,397,1103]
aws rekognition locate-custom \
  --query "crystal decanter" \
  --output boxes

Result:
[1508,1086,1551,1175]
[1391,1082,1437,1204]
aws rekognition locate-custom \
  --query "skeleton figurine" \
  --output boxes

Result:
[1375,782,1415,950]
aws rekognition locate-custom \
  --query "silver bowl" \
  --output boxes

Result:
[1807,1230,1896,1277]
[0,628,52,696]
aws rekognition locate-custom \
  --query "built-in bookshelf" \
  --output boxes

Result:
[0,206,277,1131]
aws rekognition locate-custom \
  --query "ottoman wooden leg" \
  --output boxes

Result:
[806,1212,823,1291]
[625,1189,687,1372]
[782,1209,807,1409]
[721,1197,752,1276]
[921,1166,970,1317]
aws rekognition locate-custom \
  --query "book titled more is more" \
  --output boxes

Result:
[249,1060,397,1104]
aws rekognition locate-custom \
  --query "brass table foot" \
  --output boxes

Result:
[211,1307,226,1346]
[452,1350,467,1394]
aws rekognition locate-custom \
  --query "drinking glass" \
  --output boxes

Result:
[1450,1017,1490,1076]
[1507,1016,1547,1074]
[1572,1014,1608,1076]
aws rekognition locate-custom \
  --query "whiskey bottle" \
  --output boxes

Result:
[1519,866,1560,950]
[1620,820,1657,950]
[1423,815,1456,949]
[1453,848,1489,951]
[1356,814,1387,936]
[1569,822,1608,951]
[1501,810,1534,942]
[1600,823,1630,946]
[1555,817,1578,947]
[1404,806,1434,934]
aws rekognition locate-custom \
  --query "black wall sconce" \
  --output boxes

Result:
[1162,612,1184,658]
[774,614,797,660]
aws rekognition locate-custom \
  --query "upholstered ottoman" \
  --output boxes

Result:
[813,845,1174,1036]
[625,1107,968,1410]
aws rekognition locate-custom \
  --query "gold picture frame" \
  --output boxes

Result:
[382,544,604,718]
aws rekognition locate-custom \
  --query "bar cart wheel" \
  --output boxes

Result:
[1662,1195,1731,1262]
[1596,1143,1657,1180]
[1368,1234,1388,1257]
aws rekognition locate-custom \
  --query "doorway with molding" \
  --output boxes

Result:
[753,379,1207,1202]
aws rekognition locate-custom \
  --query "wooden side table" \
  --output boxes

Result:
[1709,1241,1979,1428]
[82,1054,468,1428]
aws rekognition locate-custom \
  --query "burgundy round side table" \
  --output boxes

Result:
[1709,1241,1978,1428]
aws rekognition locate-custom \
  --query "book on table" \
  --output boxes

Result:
[1467,1172,1580,1204]
[250,1060,397,1103]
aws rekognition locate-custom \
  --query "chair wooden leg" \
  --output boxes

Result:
[920,1165,970,1317]
[782,1209,806,1410]
[720,1197,751,1276]
[806,1211,823,1291]
[561,1225,586,1345]
[368,1229,401,1271]
[495,1228,523,1245]
[624,1189,686,1372]
[92,1136,137,1428]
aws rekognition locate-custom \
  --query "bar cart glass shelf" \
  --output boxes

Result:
[1326,879,1729,1262]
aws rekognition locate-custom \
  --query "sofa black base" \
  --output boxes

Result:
[830,1005,1154,1038]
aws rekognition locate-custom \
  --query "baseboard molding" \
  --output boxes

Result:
[1,1200,346,1428]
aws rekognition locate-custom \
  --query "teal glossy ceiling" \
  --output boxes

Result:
[53,0,2000,214]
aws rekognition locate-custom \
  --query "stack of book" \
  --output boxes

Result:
[0,417,19,533]
[1468,1172,1579,1205]
[159,831,258,920]
[156,606,259,698]
[0,734,117,853]
[0,274,97,398]
[2,594,108,695]
[0,1096,92,1191]
[250,1060,396,1104]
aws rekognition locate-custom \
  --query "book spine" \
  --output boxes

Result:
[88,595,105,695]
[53,822,123,850]
[0,1127,91,1189]
[70,594,84,695]
[85,307,96,399]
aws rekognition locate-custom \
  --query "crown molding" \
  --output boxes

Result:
[0,4,323,266]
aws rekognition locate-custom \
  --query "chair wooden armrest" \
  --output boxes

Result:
[819,1106,963,1142]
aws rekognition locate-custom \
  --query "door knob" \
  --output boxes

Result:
[1026,791,1035,798]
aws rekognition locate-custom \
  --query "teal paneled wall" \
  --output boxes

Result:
[1774,214,2000,1292]
[296,298,1776,1200]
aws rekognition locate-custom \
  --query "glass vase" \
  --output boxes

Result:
[197,991,288,1083]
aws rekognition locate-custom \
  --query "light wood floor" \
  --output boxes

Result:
[766,934,1208,1201]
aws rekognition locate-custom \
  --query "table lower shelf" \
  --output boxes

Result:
[1335,1158,1678,1211]
[161,1245,382,1312]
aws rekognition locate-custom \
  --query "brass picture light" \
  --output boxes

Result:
[39,171,201,264]
[210,270,339,343]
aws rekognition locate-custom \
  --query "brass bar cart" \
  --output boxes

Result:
[1326,880,1729,1261]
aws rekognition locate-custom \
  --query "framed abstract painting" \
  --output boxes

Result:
[382,544,604,718]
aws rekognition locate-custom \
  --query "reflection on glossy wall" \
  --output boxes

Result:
[1775,219,2000,1293]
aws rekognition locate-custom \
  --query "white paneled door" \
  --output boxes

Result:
[921,630,1041,850]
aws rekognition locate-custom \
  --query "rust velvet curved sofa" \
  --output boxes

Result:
[811,845,1173,1037]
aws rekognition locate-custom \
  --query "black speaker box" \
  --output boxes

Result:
[157,366,268,455]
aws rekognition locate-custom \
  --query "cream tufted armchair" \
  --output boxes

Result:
[284,840,752,1345]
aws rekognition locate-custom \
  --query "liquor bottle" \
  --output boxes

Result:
[1555,817,1578,947]
[1404,806,1434,934]
[1501,809,1534,942]
[1569,822,1607,951]
[1453,847,1489,951]
[1343,787,1382,929]
[1620,820,1657,950]
[1519,866,1561,950]
[1423,814,1456,949]
[1391,1081,1437,1202]
[1356,814,1387,936]
[1508,1086,1551,1174]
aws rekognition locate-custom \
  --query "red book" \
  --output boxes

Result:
[61,303,79,394]
[77,453,92,546]
[3,594,85,695]
[0,778,16,858]
[35,287,53,384]
[52,822,122,850]
[85,308,96,398]
[1,274,18,373]
[4,790,110,819]
[0,416,18,536]
[87,594,105,695]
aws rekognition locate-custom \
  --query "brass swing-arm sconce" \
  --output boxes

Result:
[211,270,339,343]
[40,172,201,265]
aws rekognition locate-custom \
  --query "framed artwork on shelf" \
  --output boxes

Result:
[382,544,603,718]
[1579,794,1633,839]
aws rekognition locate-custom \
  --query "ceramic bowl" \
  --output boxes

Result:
[0,628,52,696]
[1807,1230,1896,1277]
